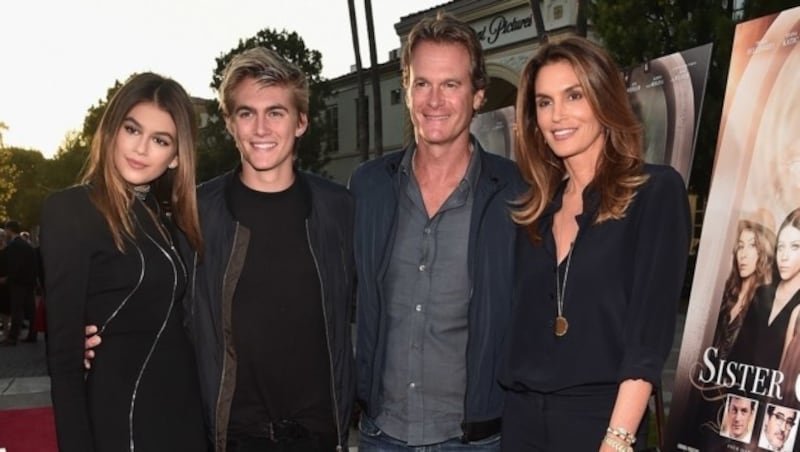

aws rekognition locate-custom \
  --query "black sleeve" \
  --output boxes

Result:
[619,167,692,385]
[40,189,96,452]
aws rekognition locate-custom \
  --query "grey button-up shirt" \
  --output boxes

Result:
[375,146,480,445]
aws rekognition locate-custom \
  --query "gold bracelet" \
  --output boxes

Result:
[607,426,636,445]
[603,434,634,452]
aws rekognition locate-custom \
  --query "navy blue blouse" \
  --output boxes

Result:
[501,164,691,393]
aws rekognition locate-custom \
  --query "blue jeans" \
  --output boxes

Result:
[358,416,501,451]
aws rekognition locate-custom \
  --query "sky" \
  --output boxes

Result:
[0,0,445,158]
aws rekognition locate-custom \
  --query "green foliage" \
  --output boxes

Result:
[80,80,124,143]
[591,1,726,192]
[0,148,19,220]
[589,0,797,197]
[44,79,125,193]
[0,121,8,148]
[0,147,48,229]
[196,28,332,182]
[46,131,90,191]
[0,78,125,230]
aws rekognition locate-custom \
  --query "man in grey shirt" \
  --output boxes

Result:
[350,11,525,450]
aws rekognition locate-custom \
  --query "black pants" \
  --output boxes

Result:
[7,284,34,341]
[501,388,649,451]
[226,432,338,452]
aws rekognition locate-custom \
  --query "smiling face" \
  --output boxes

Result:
[533,60,605,165]
[112,102,178,187]
[777,225,800,282]
[225,77,307,191]
[727,396,753,439]
[405,41,484,151]
[737,229,759,279]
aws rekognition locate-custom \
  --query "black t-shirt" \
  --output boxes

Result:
[226,175,335,439]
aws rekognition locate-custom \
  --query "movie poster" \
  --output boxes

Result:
[470,105,516,159]
[666,7,800,452]
[623,43,712,183]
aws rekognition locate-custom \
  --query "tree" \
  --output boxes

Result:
[365,0,384,157]
[43,79,126,193]
[347,0,370,162]
[0,121,8,148]
[528,0,549,43]
[1,147,48,229]
[198,29,333,182]
[45,131,90,191]
[592,1,719,197]
[0,148,19,220]
[575,0,588,37]
[589,0,796,198]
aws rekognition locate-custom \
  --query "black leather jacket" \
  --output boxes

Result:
[182,168,356,451]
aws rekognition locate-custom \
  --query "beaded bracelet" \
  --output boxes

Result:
[607,426,636,445]
[603,434,634,452]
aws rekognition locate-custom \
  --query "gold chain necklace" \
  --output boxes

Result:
[555,242,575,337]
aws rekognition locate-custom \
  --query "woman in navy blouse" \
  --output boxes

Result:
[500,37,691,451]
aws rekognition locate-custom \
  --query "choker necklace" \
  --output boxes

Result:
[555,242,575,337]
[131,185,151,201]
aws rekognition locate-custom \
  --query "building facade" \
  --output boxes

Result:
[322,0,589,183]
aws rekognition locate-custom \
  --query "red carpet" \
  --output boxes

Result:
[0,407,57,451]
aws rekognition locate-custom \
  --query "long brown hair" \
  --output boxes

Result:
[720,220,776,317]
[81,72,203,253]
[512,37,647,241]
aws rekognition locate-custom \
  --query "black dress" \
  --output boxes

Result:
[729,284,800,372]
[40,185,207,452]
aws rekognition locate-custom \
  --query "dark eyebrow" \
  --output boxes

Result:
[535,83,583,100]
[123,116,142,128]
[123,116,175,142]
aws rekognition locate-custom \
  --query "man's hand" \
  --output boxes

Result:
[84,325,101,370]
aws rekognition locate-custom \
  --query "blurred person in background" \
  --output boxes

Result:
[1,220,39,346]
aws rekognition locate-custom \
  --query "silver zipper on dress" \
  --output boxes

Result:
[98,239,145,335]
[125,208,180,452]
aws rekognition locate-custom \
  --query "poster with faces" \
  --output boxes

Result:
[665,6,800,452]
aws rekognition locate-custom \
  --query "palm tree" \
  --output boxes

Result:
[528,0,548,43]
[576,0,588,37]
[347,0,370,161]
[0,121,8,148]
[364,0,383,157]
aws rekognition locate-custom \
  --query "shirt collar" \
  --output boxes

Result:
[399,141,482,193]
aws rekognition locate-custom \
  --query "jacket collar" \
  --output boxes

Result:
[386,135,507,192]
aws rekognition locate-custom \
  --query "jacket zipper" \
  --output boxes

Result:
[215,222,240,451]
[305,219,343,451]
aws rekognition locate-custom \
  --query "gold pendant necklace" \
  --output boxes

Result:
[555,242,575,337]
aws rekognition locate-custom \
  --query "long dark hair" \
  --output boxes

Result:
[81,72,203,253]
[720,220,775,318]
